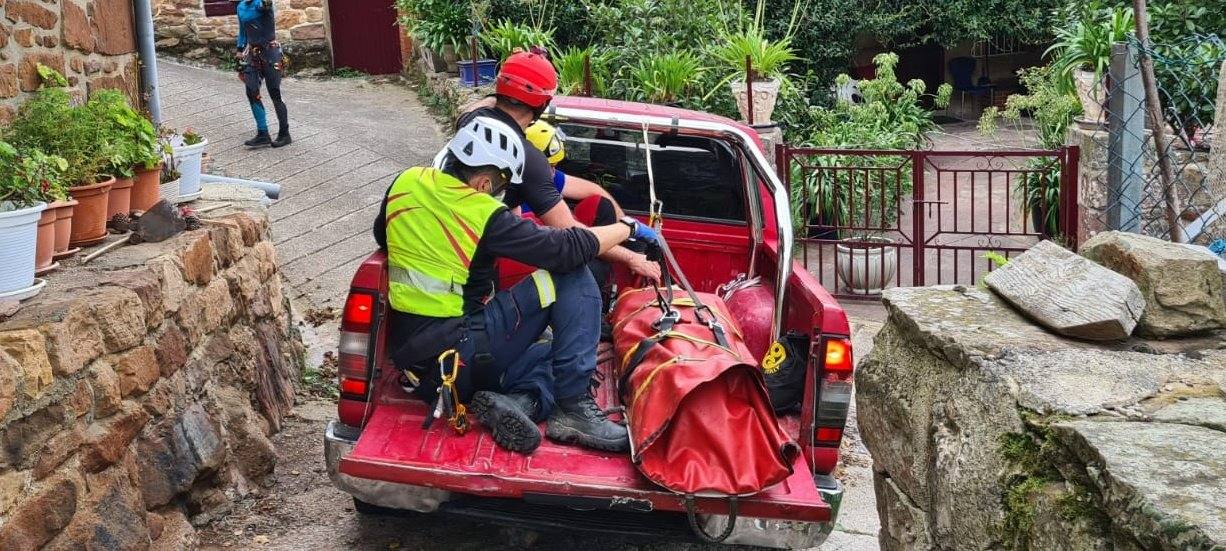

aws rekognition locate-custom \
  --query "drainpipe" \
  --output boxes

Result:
[133,0,163,124]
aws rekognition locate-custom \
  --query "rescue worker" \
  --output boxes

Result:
[373,116,658,454]
[234,0,291,148]
[449,50,661,285]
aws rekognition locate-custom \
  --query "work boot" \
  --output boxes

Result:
[470,391,541,454]
[547,394,629,452]
[244,131,272,148]
[271,129,292,148]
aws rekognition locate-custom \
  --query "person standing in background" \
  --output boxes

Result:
[235,0,292,148]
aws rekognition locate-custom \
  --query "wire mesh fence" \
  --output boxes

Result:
[1081,33,1226,246]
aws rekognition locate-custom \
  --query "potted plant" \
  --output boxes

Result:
[399,0,471,74]
[88,90,145,220]
[164,127,208,201]
[4,81,114,248]
[159,160,182,204]
[835,233,898,295]
[1046,2,1134,128]
[0,142,57,297]
[629,51,705,106]
[979,66,1080,237]
[710,0,802,125]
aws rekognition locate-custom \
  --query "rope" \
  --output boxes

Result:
[685,495,738,544]
[641,122,663,228]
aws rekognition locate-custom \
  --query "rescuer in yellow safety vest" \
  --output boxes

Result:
[373,116,658,454]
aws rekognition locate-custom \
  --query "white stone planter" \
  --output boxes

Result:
[730,78,782,125]
[0,201,48,295]
[167,137,209,199]
[836,236,898,295]
[159,179,181,203]
[1073,69,1105,128]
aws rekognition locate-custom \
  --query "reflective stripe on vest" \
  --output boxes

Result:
[384,167,502,316]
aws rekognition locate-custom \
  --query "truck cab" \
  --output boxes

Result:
[324,97,854,548]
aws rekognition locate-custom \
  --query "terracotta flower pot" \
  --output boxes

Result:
[131,164,162,212]
[50,198,78,256]
[107,175,135,218]
[35,207,56,273]
[68,176,115,248]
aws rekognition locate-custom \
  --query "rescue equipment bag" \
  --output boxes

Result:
[610,286,799,498]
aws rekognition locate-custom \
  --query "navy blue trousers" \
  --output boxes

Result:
[242,44,287,134]
[457,268,601,419]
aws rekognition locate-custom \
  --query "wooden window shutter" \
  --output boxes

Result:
[203,0,237,17]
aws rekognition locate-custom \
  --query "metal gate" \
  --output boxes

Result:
[777,146,1081,300]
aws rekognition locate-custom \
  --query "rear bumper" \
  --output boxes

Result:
[324,420,451,512]
[325,420,842,549]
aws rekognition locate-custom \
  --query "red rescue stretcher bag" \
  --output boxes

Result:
[609,286,799,497]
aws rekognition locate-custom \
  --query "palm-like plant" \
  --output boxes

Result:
[710,0,803,80]
[555,47,612,96]
[1045,2,1134,95]
[481,19,555,61]
[628,51,705,105]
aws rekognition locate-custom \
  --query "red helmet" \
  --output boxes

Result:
[495,51,557,109]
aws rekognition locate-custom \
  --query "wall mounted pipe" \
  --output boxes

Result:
[133,0,163,124]
[200,174,282,200]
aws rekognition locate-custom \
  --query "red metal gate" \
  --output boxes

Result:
[328,0,404,75]
[777,146,1080,300]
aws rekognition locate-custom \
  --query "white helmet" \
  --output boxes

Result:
[446,116,526,184]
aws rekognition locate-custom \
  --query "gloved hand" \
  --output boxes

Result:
[632,223,659,243]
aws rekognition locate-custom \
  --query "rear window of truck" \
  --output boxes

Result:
[556,124,747,223]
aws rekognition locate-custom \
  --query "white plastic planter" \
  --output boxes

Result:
[0,201,48,295]
[836,236,898,295]
[167,136,209,199]
[159,179,181,203]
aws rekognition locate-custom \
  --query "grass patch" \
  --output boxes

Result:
[301,352,339,400]
[333,67,367,79]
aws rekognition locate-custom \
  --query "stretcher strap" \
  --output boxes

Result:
[685,495,738,544]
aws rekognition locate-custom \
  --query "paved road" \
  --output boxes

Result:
[159,60,447,310]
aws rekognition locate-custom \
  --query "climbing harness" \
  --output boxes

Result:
[421,349,470,435]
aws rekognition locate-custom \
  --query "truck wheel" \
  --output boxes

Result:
[352,497,398,516]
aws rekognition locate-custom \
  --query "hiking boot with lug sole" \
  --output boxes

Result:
[470,391,541,454]
[244,132,272,148]
[547,394,629,452]
[272,130,292,148]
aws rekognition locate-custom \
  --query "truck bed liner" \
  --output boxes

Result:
[339,361,830,522]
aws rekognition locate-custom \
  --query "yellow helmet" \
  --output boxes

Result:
[525,120,566,165]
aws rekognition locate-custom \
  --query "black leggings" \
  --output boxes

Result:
[243,44,288,134]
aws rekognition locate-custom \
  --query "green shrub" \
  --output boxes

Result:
[86,90,154,178]
[0,141,69,208]
[4,87,109,187]
[554,47,612,95]
[482,19,556,60]
[397,0,471,53]
[627,51,705,104]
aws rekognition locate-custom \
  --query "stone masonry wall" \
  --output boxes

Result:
[0,207,304,549]
[0,0,141,125]
[153,0,330,70]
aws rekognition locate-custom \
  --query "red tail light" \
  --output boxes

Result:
[338,290,378,402]
[814,337,853,447]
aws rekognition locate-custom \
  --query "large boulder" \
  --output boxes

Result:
[985,240,1144,340]
[1081,231,1226,337]
[858,285,1226,550]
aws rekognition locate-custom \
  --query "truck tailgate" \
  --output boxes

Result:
[339,366,831,522]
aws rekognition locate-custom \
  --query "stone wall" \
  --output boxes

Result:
[0,206,304,549]
[858,285,1225,550]
[0,0,140,125]
[153,0,330,70]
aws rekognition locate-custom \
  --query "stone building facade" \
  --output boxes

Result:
[0,0,141,125]
[152,0,330,70]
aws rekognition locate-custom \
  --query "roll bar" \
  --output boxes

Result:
[546,106,793,343]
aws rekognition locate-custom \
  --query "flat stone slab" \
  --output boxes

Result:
[1054,420,1226,549]
[986,240,1144,340]
[1152,397,1226,433]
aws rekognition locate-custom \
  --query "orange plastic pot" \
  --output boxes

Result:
[107,175,135,218]
[35,207,56,272]
[68,176,114,248]
[51,198,78,256]
[131,164,162,212]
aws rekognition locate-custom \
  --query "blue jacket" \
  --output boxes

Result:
[237,0,275,50]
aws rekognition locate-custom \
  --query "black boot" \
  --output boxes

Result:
[470,391,541,454]
[547,394,629,452]
[244,131,272,148]
[272,128,292,148]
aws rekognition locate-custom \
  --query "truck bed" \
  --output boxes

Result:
[339,356,831,522]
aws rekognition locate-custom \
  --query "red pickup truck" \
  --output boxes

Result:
[324,97,854,548]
